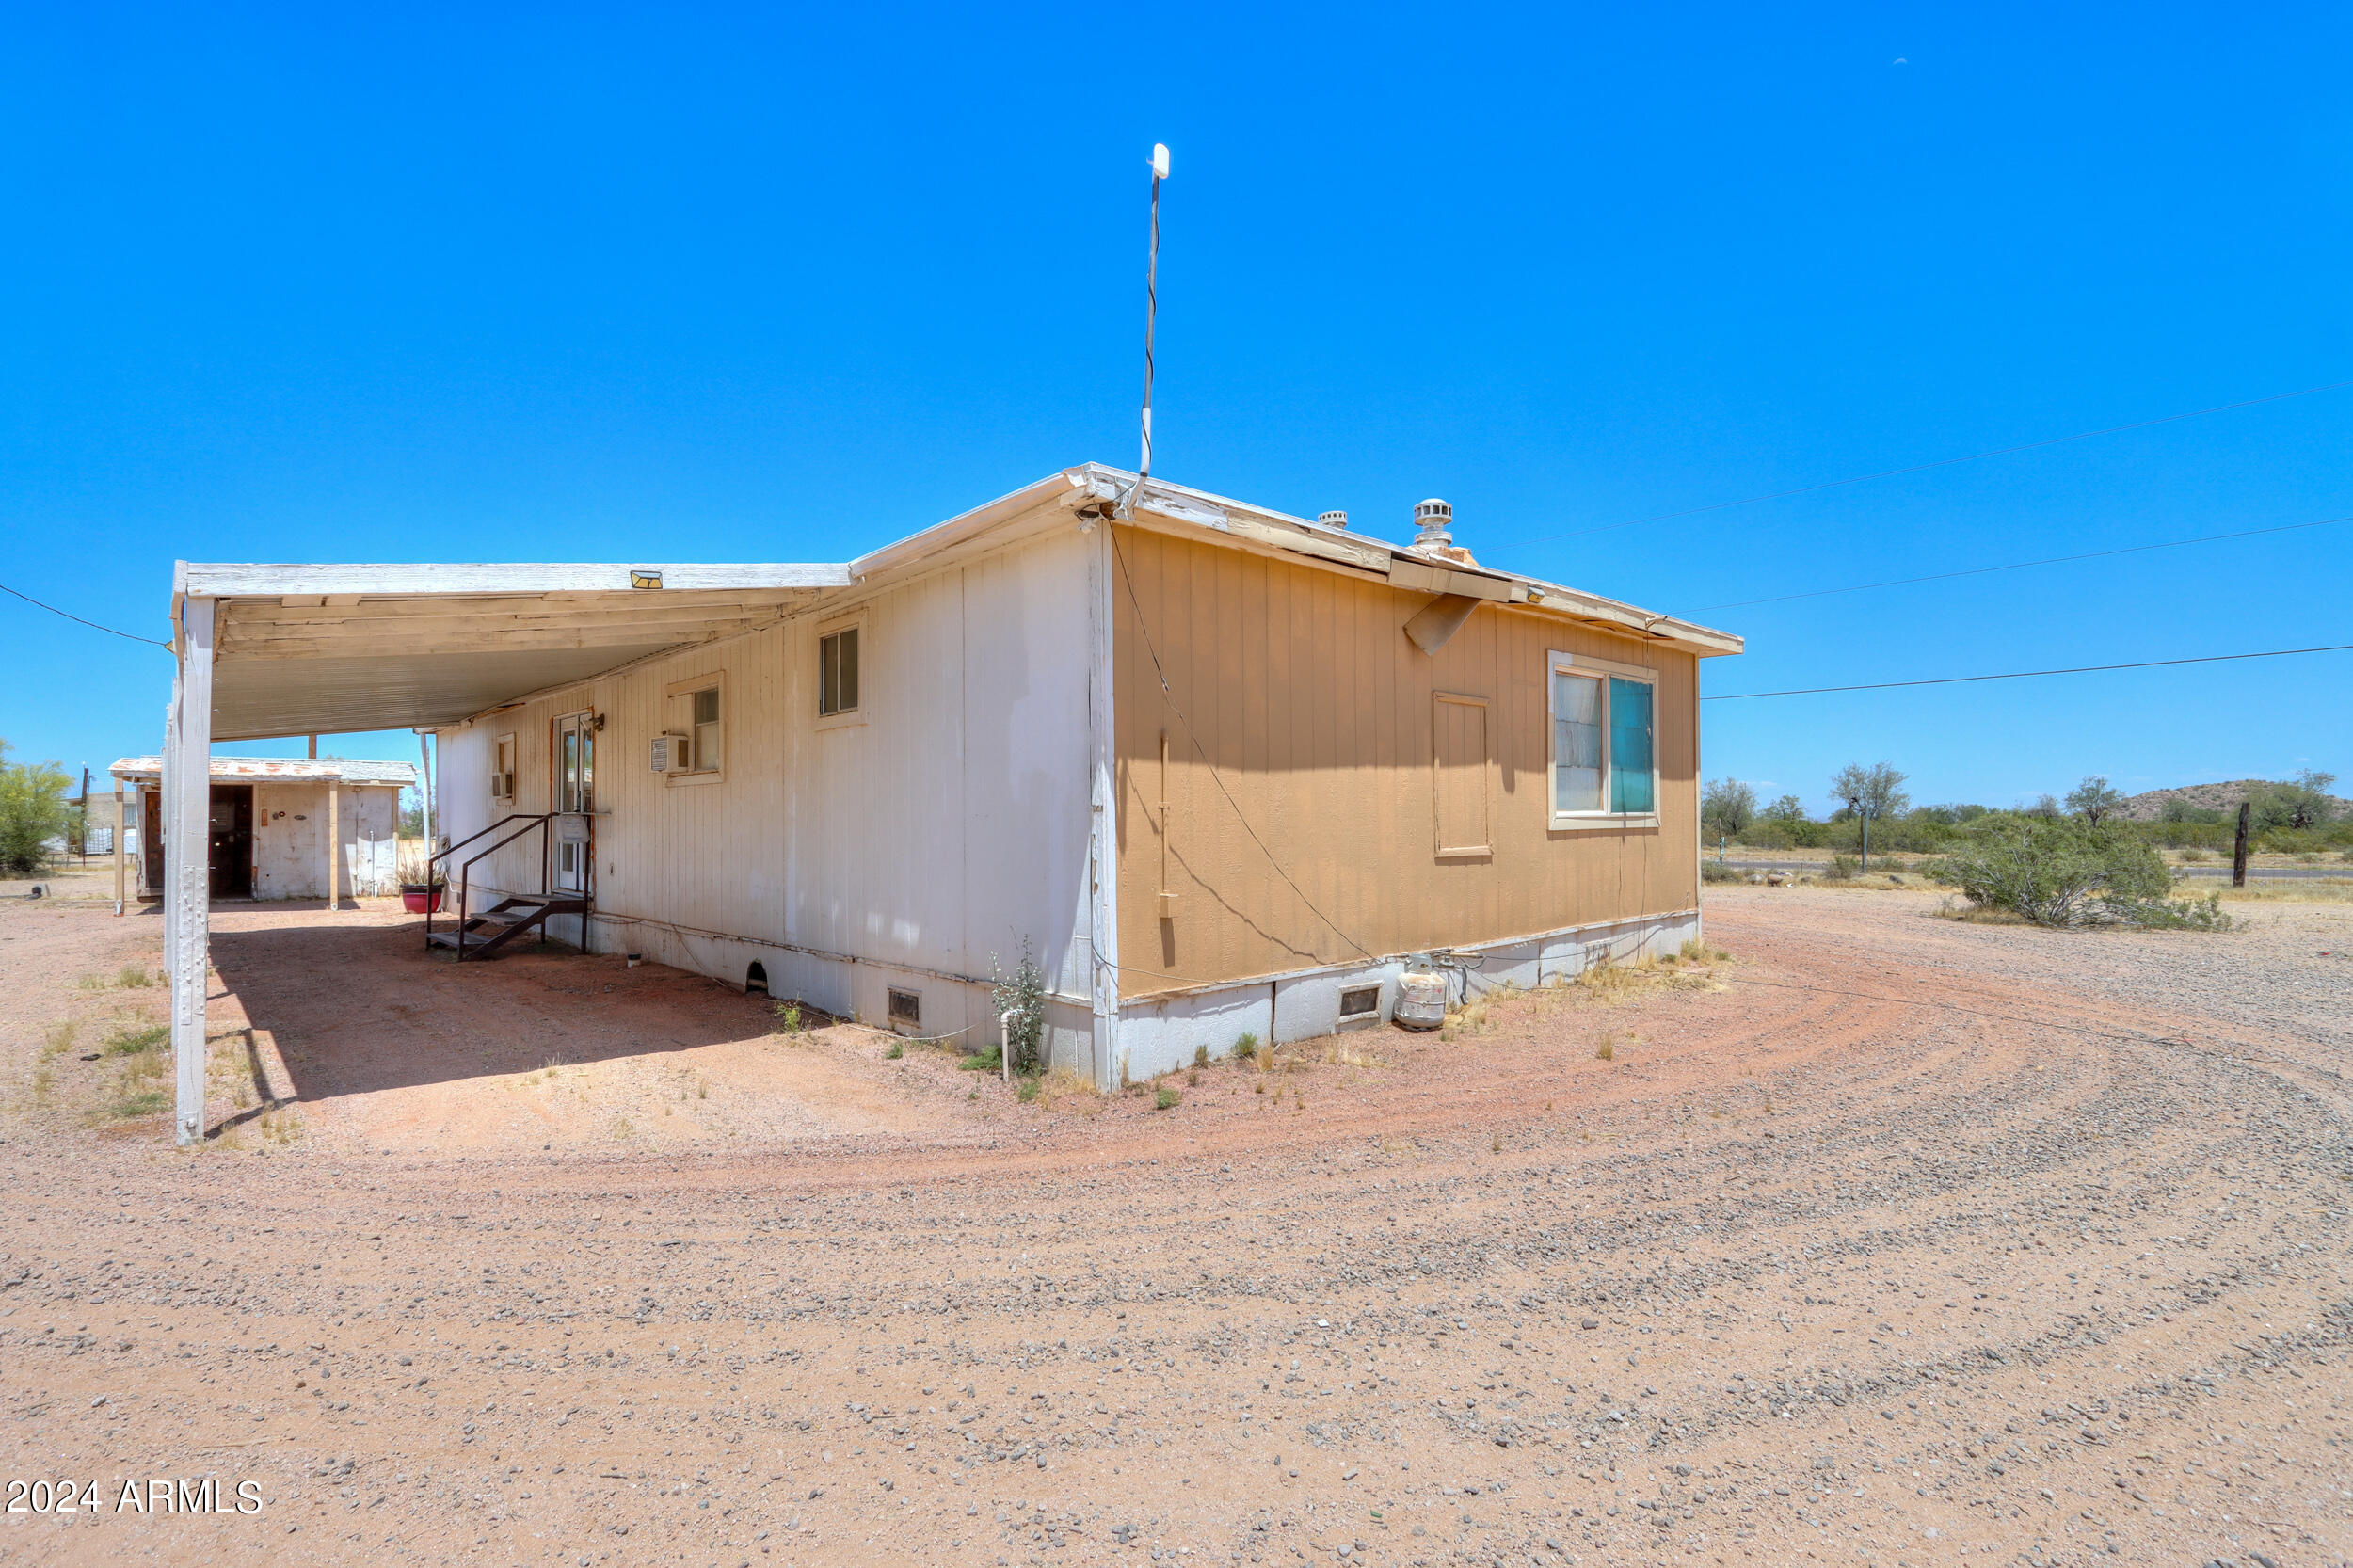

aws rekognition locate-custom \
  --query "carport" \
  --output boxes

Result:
[160,560,852,1145]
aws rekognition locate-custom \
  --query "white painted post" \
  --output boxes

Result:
[160,694,181,979]
[112,782,126,916]
[169,595,216,1147]
[417,731,434,854]
[1085,521,1122,1092]
[325,779,341,907]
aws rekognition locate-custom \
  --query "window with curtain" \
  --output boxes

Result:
[1551,670,1604,812]
[1548,654,1658,823]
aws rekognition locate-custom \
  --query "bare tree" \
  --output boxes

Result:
[2064,775,2127,827]
[1831,762,1909,871]
[1702,777,1758,840]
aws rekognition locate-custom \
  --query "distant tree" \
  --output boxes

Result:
[1829,762,1909,822]
[2026,793,2062,820]
[2250,769,2339,833]
[0,739,73,875]
[2064,775,2127,827]
[1760,793,1809,824]
[1702,778,1758,840]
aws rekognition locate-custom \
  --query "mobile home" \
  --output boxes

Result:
[152,466,1739,1144]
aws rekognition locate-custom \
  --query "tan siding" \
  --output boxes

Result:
[1112,527,1702,997]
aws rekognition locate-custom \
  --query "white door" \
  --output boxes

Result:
[553,711,594,895]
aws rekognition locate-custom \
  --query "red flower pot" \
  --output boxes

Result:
[401,885,444,914]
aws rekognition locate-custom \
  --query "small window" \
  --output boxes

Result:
[491,732,517,801]
[691,686,722,772]
[1338,985,1381,1019]
[820,627,860,717]
[887,987,921,1029]
[663,674,726,782]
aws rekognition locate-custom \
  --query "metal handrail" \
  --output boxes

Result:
[424,813,552,957]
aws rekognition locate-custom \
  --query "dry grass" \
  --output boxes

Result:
[2196,878,2353,904]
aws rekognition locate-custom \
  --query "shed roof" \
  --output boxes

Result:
[170,464,1740,742]
[110,756,417,787]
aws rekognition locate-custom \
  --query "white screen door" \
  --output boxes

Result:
[553,712,594,894]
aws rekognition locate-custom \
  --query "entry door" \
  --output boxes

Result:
[553,712,594,895]
[209,785,254,897]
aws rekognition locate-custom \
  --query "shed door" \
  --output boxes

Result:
[1433,693,1491,858]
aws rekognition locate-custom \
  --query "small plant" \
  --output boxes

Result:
[105,1022,168,1056]
[2178,847,2210,863]
[1193,1044,1209,1070]
[772,1000,804,1035]
[75,972,108,991]
[1155,1086,1181,1111]
[1233,1032,1260,1062]
[1700,861,1745,884]
[1595,1032,1615,1061]
[885,1041,904,1061]
[1254,1080,1266,1096]
[1016,1075,1042,1104]
[1826,854,1860,882]
[1679,937,1706,962]
[40,1019,76,1057]
[1187,1069,1202,1087]
[990,937,1048,1076]
[696,1078,710,1097]
[1489,1131,1503,1153]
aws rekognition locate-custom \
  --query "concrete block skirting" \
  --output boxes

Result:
[1111,906,1703,1085]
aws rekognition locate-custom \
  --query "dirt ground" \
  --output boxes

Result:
[0,883,2346,1568]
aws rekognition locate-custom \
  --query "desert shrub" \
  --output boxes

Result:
[990,936,1048,1075]
[1942,817,2197,928]
[1154,1086,1180,1111]
[1016,1075,1042,1103]
[2177,847,2209,863]
[1700,861,1744,884]
[1825,854,1860,882]
[1232,1032,1260,1061]
[0,741,72,876]
[884,1040,904,1060]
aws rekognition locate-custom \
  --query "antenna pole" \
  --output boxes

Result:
[1140,159,1161,483]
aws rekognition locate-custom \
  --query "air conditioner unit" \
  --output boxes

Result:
[650,733,693,774]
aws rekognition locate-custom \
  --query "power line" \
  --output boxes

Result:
[1497,377,2353,549]
[1107,526,1377,964]
[1693,512,2353,613]
[1703,642,2353,702]
[0,582,172,648]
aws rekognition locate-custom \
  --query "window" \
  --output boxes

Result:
[491,733,517,801]
[1433,692,1491,857]
[819,627,860,718]
[1547,651,1658,826]
[691,687,722,772]
[664,674,726,783]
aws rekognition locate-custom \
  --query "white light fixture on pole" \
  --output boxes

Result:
[1119,143,1170,519]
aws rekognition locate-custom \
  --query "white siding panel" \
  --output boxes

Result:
[423,520,1098,1062]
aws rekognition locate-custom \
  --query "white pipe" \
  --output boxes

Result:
[1001,1010,1017,1086]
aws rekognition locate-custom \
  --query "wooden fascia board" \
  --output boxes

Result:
[178,562,855,598]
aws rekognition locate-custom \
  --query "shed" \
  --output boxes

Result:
[108,755,414,904]
[147,465,1739,1144]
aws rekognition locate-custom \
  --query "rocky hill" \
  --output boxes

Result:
[2115,778,2350,823]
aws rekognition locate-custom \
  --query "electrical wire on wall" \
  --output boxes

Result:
[1106,525,1379,968]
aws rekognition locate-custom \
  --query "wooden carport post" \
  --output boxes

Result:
[168,593,216,1147]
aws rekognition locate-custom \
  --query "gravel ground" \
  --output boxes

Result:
[0,886,2346,1567]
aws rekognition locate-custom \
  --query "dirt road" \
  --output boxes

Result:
[0,887,2346,1566]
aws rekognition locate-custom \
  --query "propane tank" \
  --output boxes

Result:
[1393,958,1449,1031]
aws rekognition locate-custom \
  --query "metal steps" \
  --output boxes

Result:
[424,894,588,959]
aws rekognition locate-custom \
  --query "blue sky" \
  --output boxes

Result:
[3,3,2346,813]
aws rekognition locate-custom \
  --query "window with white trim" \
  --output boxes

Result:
[664,673,726,782]
[1548,651,1657,825]
[818,626,860,718]
[491,733,517,802]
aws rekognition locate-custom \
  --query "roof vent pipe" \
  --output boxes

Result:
[1412,498,1454,552]
[1317,510,1349,530]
